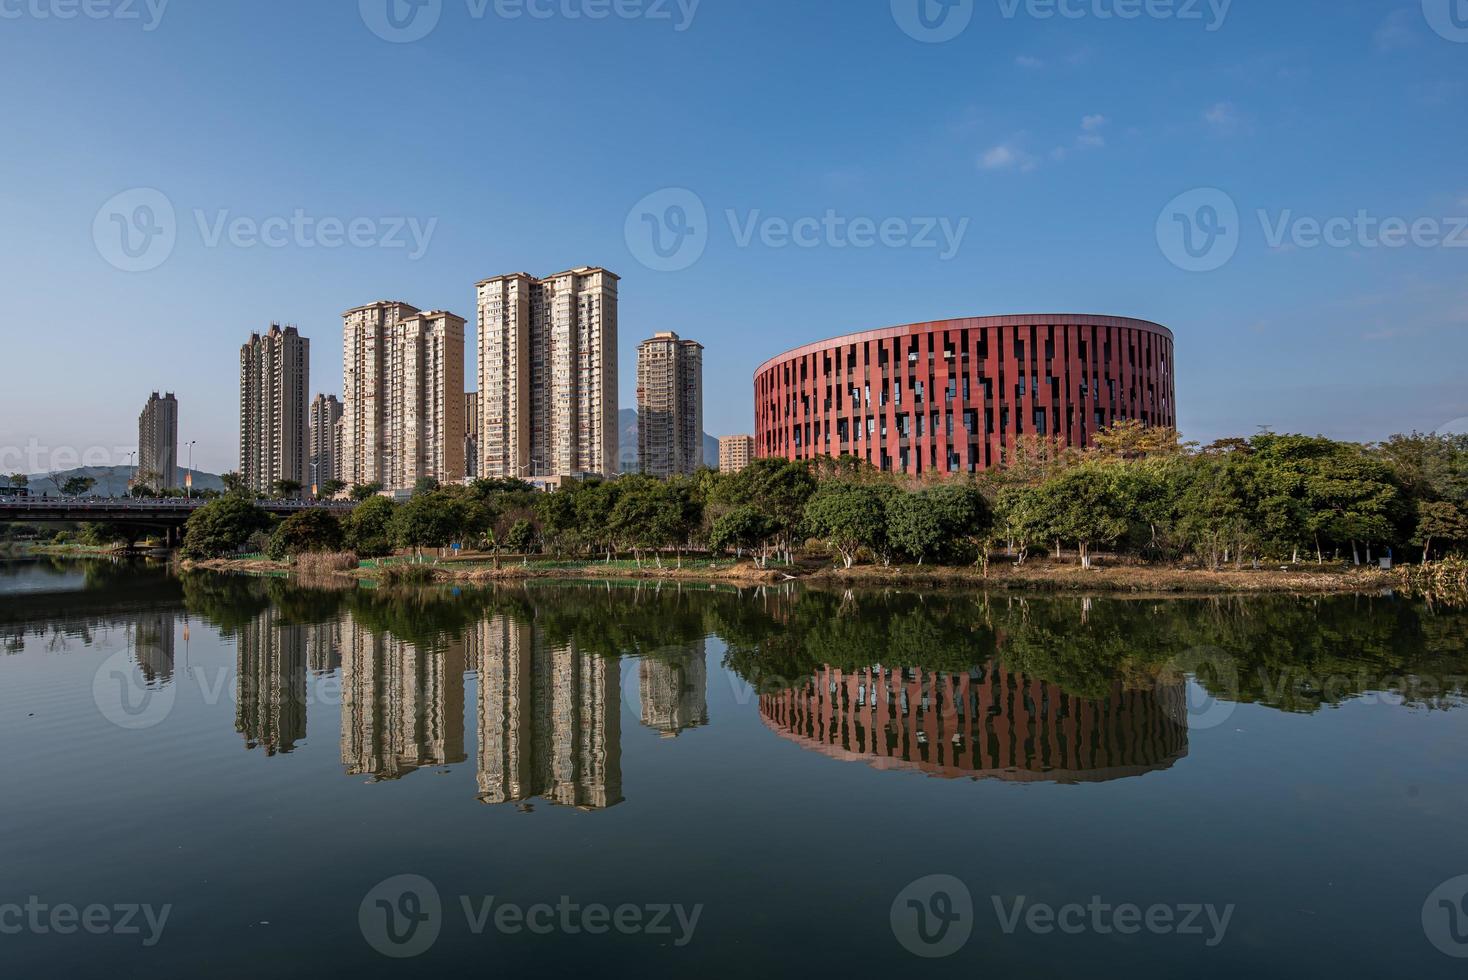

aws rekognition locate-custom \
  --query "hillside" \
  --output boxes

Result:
[17,466,225,497]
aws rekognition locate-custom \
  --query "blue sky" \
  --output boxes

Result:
[2,0,1466,475]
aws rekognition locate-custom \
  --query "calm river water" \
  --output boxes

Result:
[2,557,1467,978]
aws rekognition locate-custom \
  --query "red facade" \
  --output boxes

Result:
[754,315,1176,475]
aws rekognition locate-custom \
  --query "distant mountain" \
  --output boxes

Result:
[617,409,722,475]
[19,466,224,497]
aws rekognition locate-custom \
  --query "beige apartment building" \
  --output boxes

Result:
[309,394,343,490]
[476,267,619,480]
[636,331,703,478]
[341,301,465,491]
[719,435,756,474]
[137,391,179,490]
[240,324,310,495]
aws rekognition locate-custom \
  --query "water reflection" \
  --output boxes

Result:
[761,664,1188,783]
[474,616,622,809]
[4,561,1467,810]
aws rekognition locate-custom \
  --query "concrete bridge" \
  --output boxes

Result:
[0,498,356,545]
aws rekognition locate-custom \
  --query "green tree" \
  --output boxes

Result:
[343,496,397,558]
[181,496,272,559]
[886,492,946,565]
[505,519,535,554]
[267,510,345,561]
[391,492,464,559]
[1043,466,1131,567]
[350,482,385,502]
[61,476,97,497]
[804,482,892,568]
[271,479,303,500]
[318,479,347,500]
[709,506,778,560]
[1414,501,1468,560]
[413,477,441,497]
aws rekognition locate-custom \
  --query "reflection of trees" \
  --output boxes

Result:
[167,571,1468,716]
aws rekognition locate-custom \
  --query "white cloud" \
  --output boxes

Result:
[1015,55,1044,69]
[1204,101,1240,135]
[1077,114,1108,147]
[980,143,1035,172]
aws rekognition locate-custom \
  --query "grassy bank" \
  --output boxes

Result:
[179,551,1401,596]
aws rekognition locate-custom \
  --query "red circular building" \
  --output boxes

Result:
[754,315,1175,475]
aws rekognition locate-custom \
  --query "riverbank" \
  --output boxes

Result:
[178,553,1400,596]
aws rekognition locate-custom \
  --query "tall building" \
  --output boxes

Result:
[476,267,619,480]
[636,331,703,478]
[341,300,416,488]
[341,301,465,491]
[235,607,308,757]
[240,324,310,495]
[137,391,179,490]
[309,394,343,490]
[385,310,467,490]
[719,435,755,474]
[464,392,479,479]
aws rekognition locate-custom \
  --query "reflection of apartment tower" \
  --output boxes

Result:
[309,394,343,488]
[637,332,704,478]
[639,647,709,737]
[132,611,176,685]
[138,392,179,490]
[719,435,755,474]
[307,620,342,676]
[341,301,417,487]
[474,616,623,810]
[464,392,480,479]
[240,324,310,495]
[760,663,1189,784]
[235,608,308,756]
[476,268,619,479]
[340,616,467,780]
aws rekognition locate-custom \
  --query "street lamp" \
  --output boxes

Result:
[185,441,197,498]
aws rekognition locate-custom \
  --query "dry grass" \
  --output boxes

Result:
[294,551,359,574]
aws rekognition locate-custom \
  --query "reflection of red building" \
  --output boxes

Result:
[760,664,1187,784]
[754,315,1175,475]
